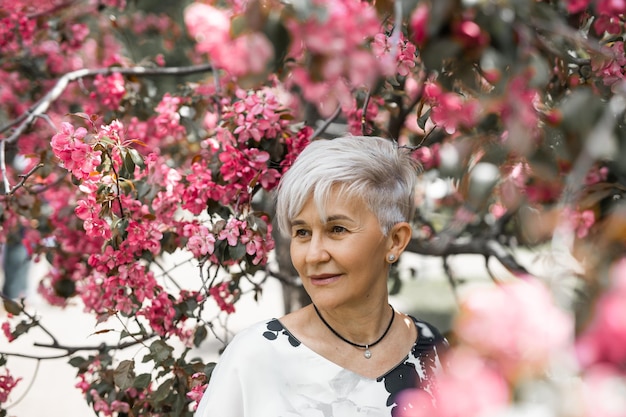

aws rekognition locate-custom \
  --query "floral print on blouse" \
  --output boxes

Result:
[194,316,447,417]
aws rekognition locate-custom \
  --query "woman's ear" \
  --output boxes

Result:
[388,222,412,255]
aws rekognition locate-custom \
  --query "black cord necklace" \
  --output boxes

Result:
[313,304,395,359]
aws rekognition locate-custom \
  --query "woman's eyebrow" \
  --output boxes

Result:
[326,214,353,222]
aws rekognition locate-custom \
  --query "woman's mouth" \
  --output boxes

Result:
[309,274,341,286]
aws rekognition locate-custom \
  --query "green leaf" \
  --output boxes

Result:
[119,150,136,179]
[2,298,21,315]
[417,108,432,131]
[226,243,247,262]
[68,356,88,369]
[149,340,174,364]
[134,373,152,390]
[114,359,136,391]
[152,378,173,403]
[193,325,208,348]
[127,148,145,168]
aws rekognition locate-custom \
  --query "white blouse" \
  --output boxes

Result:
[194,317,446,417]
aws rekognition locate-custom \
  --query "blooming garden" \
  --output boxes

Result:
[1,0,626,415]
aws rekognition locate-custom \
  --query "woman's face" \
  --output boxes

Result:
[289,189,392,310]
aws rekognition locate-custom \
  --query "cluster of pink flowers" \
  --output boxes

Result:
[186,372,208,411]
[209,282,239,314]
[141,291,178,337]
[592,42,626,88]
[1,320,15,342]
[454,280,573,380]
[285,0,383,115]
[409,4,429,46]
[424,81,482,134]
[184,3,273,77]
[0,8,36,54]
[152,93,187,145]
[91,73,126,110]
[0,368,22,404]
[80,262,158,317]
[51,122,102,181]
[577,257,626,368]
[500,76,542,143]
[184,214,275,268]
[397,347,510,417]
[223,88,291,144]
[412,143,441,171]
[279,126,313,172]
[371,32,417,77]
[567,0,626,15]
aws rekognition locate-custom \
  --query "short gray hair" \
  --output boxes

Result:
[275,136,420,237]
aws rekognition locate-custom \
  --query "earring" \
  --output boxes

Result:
[388,254,396,262]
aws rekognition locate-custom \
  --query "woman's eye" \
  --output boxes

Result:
[330,225,347,234]
[293,229,309,238]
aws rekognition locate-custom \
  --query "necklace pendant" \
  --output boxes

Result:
[364,346,372,359]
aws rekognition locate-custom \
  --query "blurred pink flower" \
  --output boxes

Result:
[576,258,626,368]
[455,280,573,380]
[580,364,626,417]
[409,3,429,46]
[396,347,509,417]
[184,3,231,56]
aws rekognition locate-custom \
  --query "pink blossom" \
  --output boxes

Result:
[153,93,186,144]
[123,220,163,255]
[429,92,481,134]
[91,73,126,110]
[455,280,573,380]
[187,372,208,410]
[585,165,609,185]
[51,122,102,181]
[0,368,22,403]
[396,347,509,417]
[1,321,14,342]
[566,0,592,13]
[412,144,440,171]
[141,291,176,337]
[209,282,238,313]
[453,20,488,49]
[223,32,274,77]
[409,4,429,46]
[187,226,216,258]
[594,15,622,35]
[218,217,242,246]
[184,3,231,56]
[596,0,626,15]
[576,258,626,368]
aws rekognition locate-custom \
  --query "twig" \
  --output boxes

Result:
[442,256,460,305]
[8,163,44,195]
[311,106,342,139]
[3,359,40,410]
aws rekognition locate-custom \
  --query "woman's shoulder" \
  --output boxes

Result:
[224,318,302,354]
[408,316,449,351]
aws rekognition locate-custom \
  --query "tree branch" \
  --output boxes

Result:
[0,63,215,142]
[406,235,529,276]
[0,333,158,361]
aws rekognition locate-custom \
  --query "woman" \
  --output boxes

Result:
[194,136,447,417]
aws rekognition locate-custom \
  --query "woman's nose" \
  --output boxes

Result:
[305,234,330,264]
